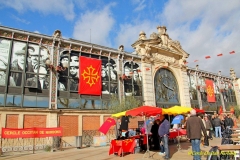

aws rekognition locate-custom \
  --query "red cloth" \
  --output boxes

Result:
[205,79,216,102]
[79,56,102,95]
[169,129,187,139]
[109,139,136,156]
[99,118,116,135]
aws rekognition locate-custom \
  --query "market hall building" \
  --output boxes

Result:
[0,25,239,149]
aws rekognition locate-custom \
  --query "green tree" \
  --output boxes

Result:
[108,95,142,113]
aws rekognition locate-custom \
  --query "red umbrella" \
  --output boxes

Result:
[194,109,205,114]
[126,106,162,117]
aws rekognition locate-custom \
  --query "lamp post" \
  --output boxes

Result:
[195,65,203,109]
[217,71,226,112]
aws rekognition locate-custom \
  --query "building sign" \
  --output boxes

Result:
[1,127,63,138]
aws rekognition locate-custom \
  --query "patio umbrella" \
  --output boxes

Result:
[126,106,162,117]
[111,111,127,118]
[171,115,184,151]
[171,115,184,124]
[125,106,162,158]
[194,108,205,114]
[163,106,192,115]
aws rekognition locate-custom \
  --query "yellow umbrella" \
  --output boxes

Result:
[163,106,192,115]
[111,111,126,118]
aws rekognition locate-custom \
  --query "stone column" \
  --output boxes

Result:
[142,63,155,106]
[180,69,191,107]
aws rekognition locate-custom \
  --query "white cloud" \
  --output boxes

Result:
[159,0,240,77]
[34,30,40,33]
[132,0,146,12]
[11,15,30,24]
[72,3,116,47]
[115,21,158,51]
[0,0,75,20]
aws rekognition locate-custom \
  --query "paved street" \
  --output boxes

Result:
[0,137,222,160]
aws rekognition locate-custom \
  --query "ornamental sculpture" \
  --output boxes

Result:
[230,68,237,80]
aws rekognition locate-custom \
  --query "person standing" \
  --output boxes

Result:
[158,115,170,160]
[213,115,222,138]
[187,109,207,160]
[151,119,161,150]
[204,115,213,140]
[224,114,234,129]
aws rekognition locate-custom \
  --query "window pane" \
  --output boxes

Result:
[81,99,101,109]
[0,94,4,106]
[102,101,109,109]
[102,82,110,94]
[11,41,26,71]
[26,44,40,72]
[0,38,11,64]
[110,83,118,94]
[25,74,37,88]
[10,71,22,86]
[69,99,80,109]
[57,98,69,108]
[6,95,22,106]
[23,96,36,107]
[58,77,67,91]
[0,72,7,86]
[69,78,79,91]
[37,97,49,108]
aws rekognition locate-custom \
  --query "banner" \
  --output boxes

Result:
[205,79,216,102]
[99,117,116,135]
[79,56,102,95]
[1,127,63,138]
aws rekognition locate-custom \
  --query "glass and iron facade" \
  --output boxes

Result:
[0,26,237,110]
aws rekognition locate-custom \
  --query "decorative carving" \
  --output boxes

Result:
[139,31,146,40]
[157,26,169,47]
[179,54,188,70]
[118,45,124,51]
[14,33,27,40]
[150,32,159,40]
[152,53,176,63]
[230,68,237,80]
[53,30,62,40]
[29,37,41,43]
[0,31,12,38]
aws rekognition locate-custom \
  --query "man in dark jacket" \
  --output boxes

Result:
[213,115,222,138]
[158,115,170,160]
[224,114,234,129]
[187,109,207,160]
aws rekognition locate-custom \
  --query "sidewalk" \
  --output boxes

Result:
[0,138,221,160]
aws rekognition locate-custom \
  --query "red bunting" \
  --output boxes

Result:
[230,51,235,54]
[205,56,211,59]
[217,53,223,56]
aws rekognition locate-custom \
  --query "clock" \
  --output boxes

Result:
[154,68,179,103]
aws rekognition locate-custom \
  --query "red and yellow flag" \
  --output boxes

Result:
[205,79,215,102]
[99,118,116,135]
[79,56,102,95]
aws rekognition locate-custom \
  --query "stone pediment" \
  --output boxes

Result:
[131,25,189,70]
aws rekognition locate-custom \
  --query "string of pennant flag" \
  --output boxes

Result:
[185,50,238,64]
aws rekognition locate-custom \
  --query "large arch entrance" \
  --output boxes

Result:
[154,68,180,108]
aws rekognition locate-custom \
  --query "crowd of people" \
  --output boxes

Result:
[187,110,237,160]
[115,110,238,160]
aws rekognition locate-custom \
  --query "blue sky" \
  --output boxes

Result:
[0,0,240,77]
